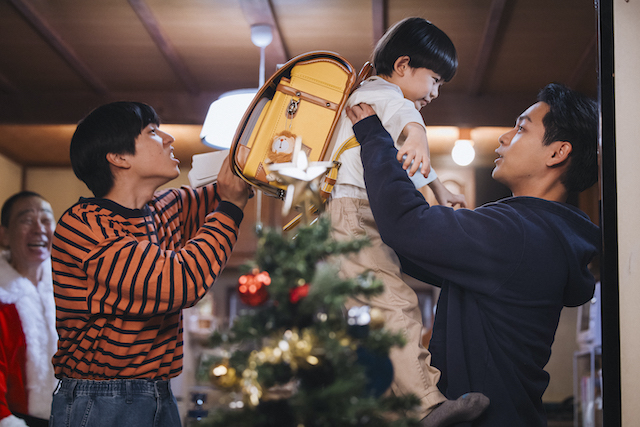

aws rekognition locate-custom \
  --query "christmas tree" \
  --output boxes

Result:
[197,217,421,427]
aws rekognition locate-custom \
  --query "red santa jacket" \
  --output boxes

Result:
[0,304,28,419]
[0,251,57,426]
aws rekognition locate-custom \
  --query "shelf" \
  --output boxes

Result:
[573,345,602,427]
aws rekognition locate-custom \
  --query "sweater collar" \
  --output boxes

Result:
[75,196,152,219]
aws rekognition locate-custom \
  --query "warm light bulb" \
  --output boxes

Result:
[451,139,475,166]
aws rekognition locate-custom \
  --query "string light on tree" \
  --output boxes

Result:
[209,359,239,390]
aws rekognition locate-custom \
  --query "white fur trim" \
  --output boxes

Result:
[0,415,28,427]
[0,251,57,419]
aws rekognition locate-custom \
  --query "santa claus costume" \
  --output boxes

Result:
[0,250,58,427]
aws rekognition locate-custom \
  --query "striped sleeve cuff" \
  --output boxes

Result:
[214,201,244,226]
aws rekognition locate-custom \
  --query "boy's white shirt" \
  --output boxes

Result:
[329,76,437,200]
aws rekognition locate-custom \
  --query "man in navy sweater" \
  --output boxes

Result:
[345,83,600,426]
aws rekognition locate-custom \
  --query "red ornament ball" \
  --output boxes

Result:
[289,283,310,303]
[238,269,271,306]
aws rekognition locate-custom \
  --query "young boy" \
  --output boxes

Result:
[49,102,252,427]
[326,18,487,426]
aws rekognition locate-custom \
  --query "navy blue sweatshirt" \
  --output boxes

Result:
[355,116,600,426]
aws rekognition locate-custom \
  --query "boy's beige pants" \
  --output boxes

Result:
[327,197,446,419]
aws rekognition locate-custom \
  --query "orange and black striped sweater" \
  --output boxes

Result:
[51,184,243,380]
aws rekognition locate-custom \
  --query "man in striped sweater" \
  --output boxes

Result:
[50,102,252,427]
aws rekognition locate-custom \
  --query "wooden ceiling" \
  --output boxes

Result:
[0,0,598,167]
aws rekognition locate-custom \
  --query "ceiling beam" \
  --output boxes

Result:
[0,90,534,128]
[371,0,387,44]
[240,0,289,74]
[467,0,510,96]
[7,0,109,95]
[568,34,597,89]
[127,0,200,94]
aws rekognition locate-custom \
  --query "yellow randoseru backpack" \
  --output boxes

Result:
[230,51,372,202]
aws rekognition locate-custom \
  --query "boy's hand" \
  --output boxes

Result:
[346,103,376,125]
[217,156,253,209]
[428,177,467,208]
[440,192,467,208]
[398,122,431,177]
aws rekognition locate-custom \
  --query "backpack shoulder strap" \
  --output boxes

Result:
[319,135,360,199]
[350,62,374,95]
[318,62,374,199]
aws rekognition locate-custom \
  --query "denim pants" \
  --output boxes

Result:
[50,378,181,427]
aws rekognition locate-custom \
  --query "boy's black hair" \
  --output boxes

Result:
[373,17,458,82]
[1,191,46,228]
[537,83,598,193]
[70,101,160,198]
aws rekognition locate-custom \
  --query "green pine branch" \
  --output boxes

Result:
[199,218,420,427]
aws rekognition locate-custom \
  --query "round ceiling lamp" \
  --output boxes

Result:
[200,24,273,150]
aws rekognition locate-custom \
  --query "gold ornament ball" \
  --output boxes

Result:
[369,307,385,329]
[209,361,238,389]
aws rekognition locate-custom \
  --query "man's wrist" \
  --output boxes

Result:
[353,115,386,146]
[214,201,244,226]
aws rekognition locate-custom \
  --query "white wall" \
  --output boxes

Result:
[0,153,22,208]
[614,0,640,424]
[25,167,91,220]
[23,167,191,221]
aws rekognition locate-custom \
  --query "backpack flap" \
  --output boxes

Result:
[231,51,356,199]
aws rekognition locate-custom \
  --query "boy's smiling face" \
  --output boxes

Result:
[401,67,443,110]
[388,56,444,110]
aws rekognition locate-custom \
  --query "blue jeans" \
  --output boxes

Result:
[50,378,181,427]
